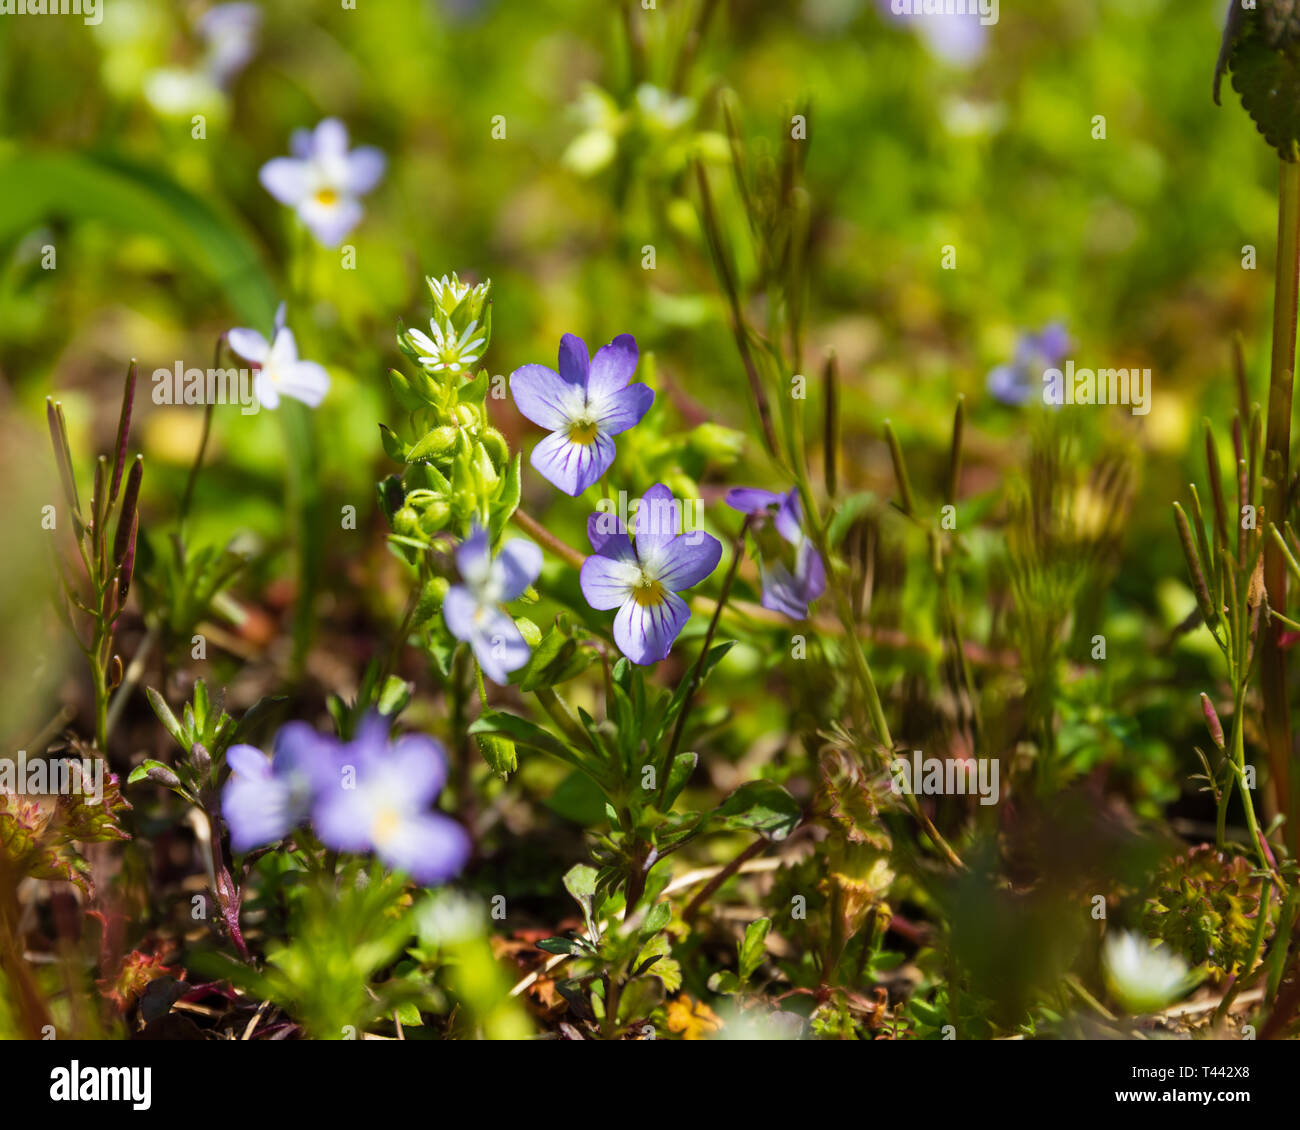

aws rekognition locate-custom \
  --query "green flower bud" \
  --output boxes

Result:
[514,617,542,648]
[408,426,460,463]
[394,506,421,537]
[478,426,510,468]
[418,499,451,535]
[687,422,745,463]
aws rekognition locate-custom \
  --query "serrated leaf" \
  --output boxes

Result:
[1222,10,1300,159]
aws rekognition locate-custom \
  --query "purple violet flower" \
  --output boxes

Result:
[726,486,827,620]
[986,322,1070,406]
[221,722,338,852]
[509,333,654,496]
[760,541,827,620]
[580,483,722,665]
[443,523,542,684]
[725,487,805,544]
[259,119,386,248]
[313,714,470,885]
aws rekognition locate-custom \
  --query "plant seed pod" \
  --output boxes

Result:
[1201,693,1226,750]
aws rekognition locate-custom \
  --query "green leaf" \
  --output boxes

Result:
[376,676,412,718]
[0,150,276,325]
[489,454,523,543]
[715,780,801,841]
[475,732,517,779]
[661,752,698,810]
[378,424,408,463]
[563,863,600,940]
[738,917,771,982]
[407,426,459,463]
[146,687,190,753]
[535,936,587,957]
[1220,9,1300,159]
[640,900,671,938]
[657,641,734,746]
[468,709,591,776]
[708,970,742,994]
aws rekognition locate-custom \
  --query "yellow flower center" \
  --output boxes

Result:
[568,419,599,445]
[633,577,665,606]
[314,188,339,207]
[371,807,402,846]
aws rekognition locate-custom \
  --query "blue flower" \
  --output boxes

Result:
[986,323,1070,406]
[443,523,542,684]
[313,715,470,885]
[726,486,826,620]
[221,722,338,852]
[509,333,654,496]
[580,483,722,664]
[260,119,386,248]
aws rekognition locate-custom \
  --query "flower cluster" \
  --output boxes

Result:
[727,486,826,619]
[405,272,491,376]
[506,332,725,666]
[222,715,469,885]
[380,273,516,549]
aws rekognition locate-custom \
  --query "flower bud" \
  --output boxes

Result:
[1200,694,1226,751]
[191,742,211,778]
[145,764,183,790]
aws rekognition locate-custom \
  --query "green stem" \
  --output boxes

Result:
[1261,157,1300,855]
[659,515,751,805]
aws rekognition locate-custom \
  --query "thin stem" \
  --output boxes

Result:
[682,836,765,925]
[178,338,221,526]
[510,508,585,569]
[1261,157,1300,854]
[660,515,751,802]
[104,623,159,742]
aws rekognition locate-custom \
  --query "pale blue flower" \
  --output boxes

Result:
[260,119,386,248]
[443,524,542,684]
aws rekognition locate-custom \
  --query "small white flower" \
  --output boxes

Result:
[1101,930,1190,1015]
[227,304,330,410]
[259,119,385,248]
[408,318,487,375]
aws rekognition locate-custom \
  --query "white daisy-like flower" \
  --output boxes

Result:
[427,273,485,312]
[408,318,487,375]
[227,304,330,410]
